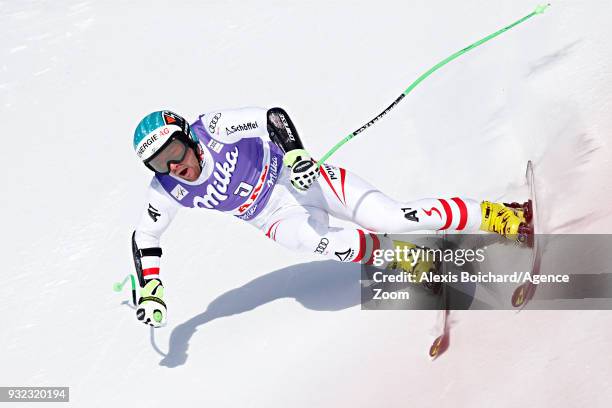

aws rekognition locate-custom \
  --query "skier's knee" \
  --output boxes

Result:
[296,226,326,254]
[363,219,401,234]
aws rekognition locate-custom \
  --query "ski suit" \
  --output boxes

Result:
[133,107,482,280]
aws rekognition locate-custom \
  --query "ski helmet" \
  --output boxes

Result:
[133,110,199,172]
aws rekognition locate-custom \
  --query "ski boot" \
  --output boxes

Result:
[504,200,534,246]
[387,240,441,295]
[480,201,532,244]
[503,200,532,223]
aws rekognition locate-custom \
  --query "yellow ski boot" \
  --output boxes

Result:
[387,240,441,294]
[480,201,530,242]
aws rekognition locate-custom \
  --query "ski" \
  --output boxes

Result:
[429,307,450,360]
[511,160,541,309]
[429,243,451,360]
[429,161,539,357]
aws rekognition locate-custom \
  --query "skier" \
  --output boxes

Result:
[131,108,527,327]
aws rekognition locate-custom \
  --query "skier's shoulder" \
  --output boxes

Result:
[200,106,266,127]
[199,107,267,141]
[147,176,182,209]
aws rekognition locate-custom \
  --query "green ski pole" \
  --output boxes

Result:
[316,4,550,167]
[113,274,137,306]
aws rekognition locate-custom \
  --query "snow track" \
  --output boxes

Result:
[2,1,611,406]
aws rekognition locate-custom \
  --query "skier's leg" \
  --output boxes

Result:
[259,206,440,291]
[252,172,439,287]
[260,204,387,264]
[317,164,482,233]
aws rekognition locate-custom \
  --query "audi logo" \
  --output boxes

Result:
[208,112,222,133]
[314,238,329,254]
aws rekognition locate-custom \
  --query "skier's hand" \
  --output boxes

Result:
[136,279,167,328]
[283,149,320,192]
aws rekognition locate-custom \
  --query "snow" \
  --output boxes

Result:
[2,0,612,406]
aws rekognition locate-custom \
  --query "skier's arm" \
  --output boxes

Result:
[266,107,320,191]
[201,107,269,143]
[265,107,305,154]
[201,106,307,153]
[202,106,319,191]
[132,177,180,287]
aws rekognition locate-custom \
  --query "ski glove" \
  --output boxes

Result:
[283,149,320,192]
[136,279,167,328]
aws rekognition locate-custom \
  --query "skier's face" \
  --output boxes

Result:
[169,146,201,181]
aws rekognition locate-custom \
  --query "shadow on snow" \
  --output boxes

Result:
[160,260,359,367]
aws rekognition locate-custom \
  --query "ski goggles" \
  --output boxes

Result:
[143,134,189,174]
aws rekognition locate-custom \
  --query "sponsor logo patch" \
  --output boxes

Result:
[267,155,279,187]
[323,164,338,180]
[278,113,295,142]
[137,124,182,160]
[137,133,159,158]
[226,121,258,136]
[314,238,329,254]
[320,164,346,206]
[335,248,354,262]
[163,111,179,124]
[237,165,268,214]
[208,112,222,134]
[401,207,419,222]
[207,139,224,153]
[147,204,161,222]
[237,203,258,221]
[234,182,253,197]
[193,147,239,209]
[171,184,189,201]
